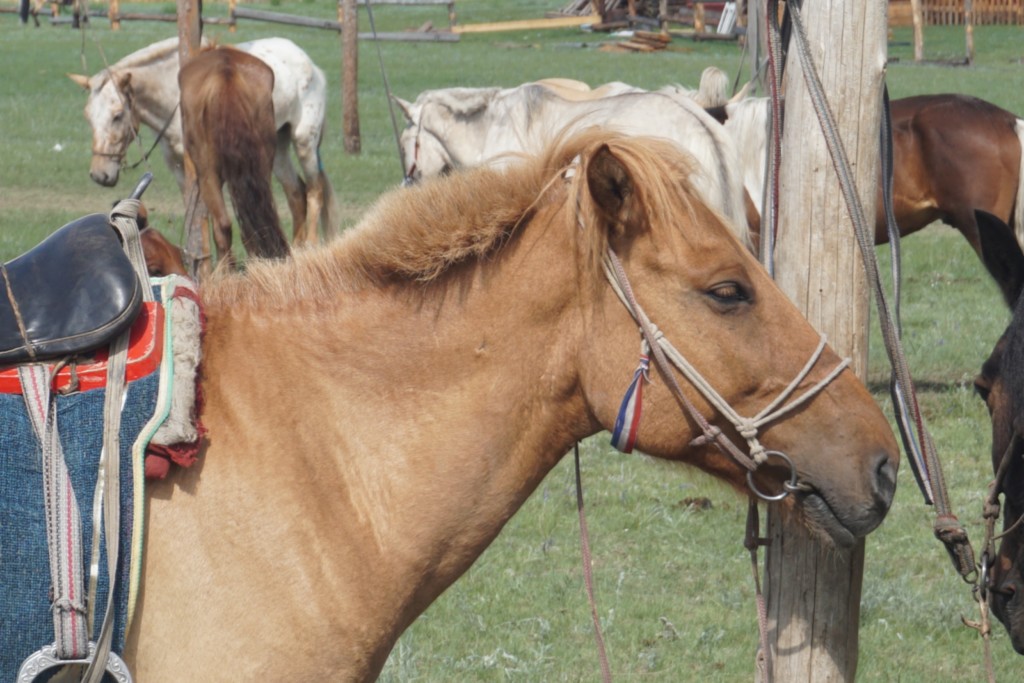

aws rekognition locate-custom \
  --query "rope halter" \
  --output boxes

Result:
[602,249,851,501]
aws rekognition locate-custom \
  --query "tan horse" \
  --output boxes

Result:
[126,131,899,680]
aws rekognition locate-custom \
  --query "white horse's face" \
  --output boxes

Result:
[399,103,456,184]
[85,74,137,187]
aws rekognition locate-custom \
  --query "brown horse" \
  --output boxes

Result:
[880,94,1024,306]
[716,94,1024,306]
[974,210,1024,653]
[140,228,187,277]
[124,130,898,680]
[178,46,290,266]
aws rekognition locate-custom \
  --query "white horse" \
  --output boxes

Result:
[719,96,772,217]
[395,79,750,239]
[68,36,339,244]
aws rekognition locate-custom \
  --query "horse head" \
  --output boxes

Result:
[568,134,898,548]
[395,96,457,184]
[69,70,138,187]
[975,209,1024,653]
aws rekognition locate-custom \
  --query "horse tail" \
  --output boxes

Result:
[320,166,341,239]
[215,78,290,260]
[1013,118,1024,249]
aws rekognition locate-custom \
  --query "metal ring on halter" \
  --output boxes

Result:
[746,450,800,502]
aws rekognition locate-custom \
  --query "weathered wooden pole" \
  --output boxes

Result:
[176,0,210,279]
[340,0,361,154]
[758,0,887,680]
[964,0,975,64]
[910,0,924,61]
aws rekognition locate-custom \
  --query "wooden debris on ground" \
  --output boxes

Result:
[599,29,672,53]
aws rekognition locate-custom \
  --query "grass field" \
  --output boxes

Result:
[2,3,1024,680]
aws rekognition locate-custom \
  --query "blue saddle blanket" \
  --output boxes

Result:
[0,320,163,681]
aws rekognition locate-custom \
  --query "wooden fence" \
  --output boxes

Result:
[889,0,1023,25]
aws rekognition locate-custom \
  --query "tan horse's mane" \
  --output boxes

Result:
[201,129,704,312]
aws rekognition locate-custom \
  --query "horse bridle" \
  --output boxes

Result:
[402,103,457,186]
[981,432,1024,598]
[92,72,175,172]
[602,248,850,501]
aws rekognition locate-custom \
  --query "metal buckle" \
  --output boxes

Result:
[746,450,801,502]
[17,643,133,683]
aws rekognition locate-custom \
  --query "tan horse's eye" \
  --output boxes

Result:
[707,281,749,305]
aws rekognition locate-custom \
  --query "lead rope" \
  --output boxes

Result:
[574,444,612,683]
[364,0,408,183]
[745,500,772,681]
[965,433,1020,681]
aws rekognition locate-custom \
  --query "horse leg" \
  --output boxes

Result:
[273,130,309,244]
[948,207,1020,307]
[293,125,340,242]
[197,175,235,269]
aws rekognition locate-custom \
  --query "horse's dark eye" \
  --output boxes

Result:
[707,282,749,305]
[112,112,125,124]
[974,378,991,403]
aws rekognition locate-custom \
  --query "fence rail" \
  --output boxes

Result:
[889,0,1023,25]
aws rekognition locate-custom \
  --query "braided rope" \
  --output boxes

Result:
[602,250,849,472]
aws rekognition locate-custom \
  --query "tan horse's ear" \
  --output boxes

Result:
[67,73,91,90]
[392,96,413,122]
[586,144,635,231]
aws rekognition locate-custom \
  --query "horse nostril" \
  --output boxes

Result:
[873,453,897,509]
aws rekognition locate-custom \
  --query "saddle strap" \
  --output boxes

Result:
[18,364,90,661]
[83,330,130,683]
[83,196,149,683]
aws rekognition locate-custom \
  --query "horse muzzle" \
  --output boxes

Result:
[90,165,120,187]
[989,538,1024,653]
[785,450,897,548]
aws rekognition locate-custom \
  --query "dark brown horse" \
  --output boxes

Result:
[973,210,1024,653]
[716,94,1024,306]
[178,46,290,266]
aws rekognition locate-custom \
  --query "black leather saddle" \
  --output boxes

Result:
[0,213,142,365]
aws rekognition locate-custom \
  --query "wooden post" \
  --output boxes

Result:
[759,0,886,680]
[964,0,975,64]
[745,0,764,89]
[341,0,361,154]
[177,0,210,280]
[910,0,924,61]
[110,0,119,29]
[228,0,236,32]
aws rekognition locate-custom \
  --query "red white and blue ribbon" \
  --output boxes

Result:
[610,353,650,453]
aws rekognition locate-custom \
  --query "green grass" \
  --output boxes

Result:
[2,6,1024,680]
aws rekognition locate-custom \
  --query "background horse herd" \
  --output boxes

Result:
[3,7,1024,680]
